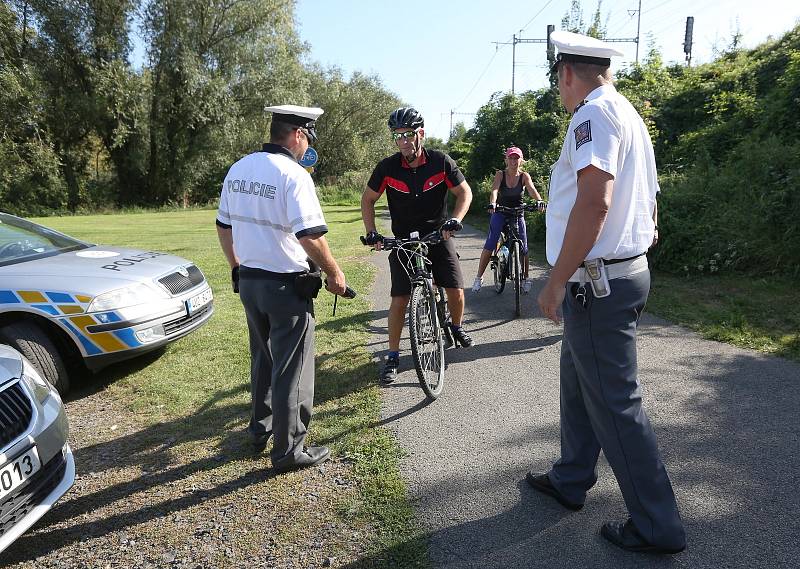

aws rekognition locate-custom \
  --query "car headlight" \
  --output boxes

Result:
[22,359,52,403]
[87,283,167,312]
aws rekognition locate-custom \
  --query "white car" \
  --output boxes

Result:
[0,344,74,554]
[0,212,214,394]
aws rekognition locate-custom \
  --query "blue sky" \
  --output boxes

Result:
[296,0,800,139]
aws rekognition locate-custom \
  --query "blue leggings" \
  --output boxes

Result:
[483,212,528,255]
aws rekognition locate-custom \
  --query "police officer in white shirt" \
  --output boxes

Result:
[527,32,686,554]
[216,105,346,473]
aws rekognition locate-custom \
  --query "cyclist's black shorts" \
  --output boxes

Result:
[388,238,463,297]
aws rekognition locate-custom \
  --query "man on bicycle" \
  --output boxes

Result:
[361,107,474,383]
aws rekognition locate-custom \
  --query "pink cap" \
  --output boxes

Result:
[505,147,523,158]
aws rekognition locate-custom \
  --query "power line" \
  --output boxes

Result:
[453,44,506,110]
[519,0,556,34]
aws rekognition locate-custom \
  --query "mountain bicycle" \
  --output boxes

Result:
[491,202,544,318]
[361,229,455,400]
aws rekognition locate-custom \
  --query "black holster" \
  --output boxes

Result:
[294,258,323,299]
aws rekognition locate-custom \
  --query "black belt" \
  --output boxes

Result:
[239,266,305,282]
[603,253,646,265]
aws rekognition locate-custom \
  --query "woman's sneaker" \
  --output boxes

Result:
[472,276,483,292]
[522,279,532,294]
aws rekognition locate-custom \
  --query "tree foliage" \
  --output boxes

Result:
[455,21,800,276]
[0,0,403,212]
[305,66,401,182]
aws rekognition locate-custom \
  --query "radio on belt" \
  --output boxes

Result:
[584,258,611,298]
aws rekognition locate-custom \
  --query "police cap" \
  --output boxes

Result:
[265,104,324,143]
[549,31,624,73]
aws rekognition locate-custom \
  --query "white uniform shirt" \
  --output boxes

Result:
[216,145,327,272]
[546,84,658,266]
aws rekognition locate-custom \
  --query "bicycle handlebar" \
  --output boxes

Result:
[494,202,546,215]
[360,229,443,250]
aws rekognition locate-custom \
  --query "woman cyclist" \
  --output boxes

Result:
[472,146,543,294]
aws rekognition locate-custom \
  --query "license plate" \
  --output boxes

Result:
[0,446,41,501]
[186,287,213,314]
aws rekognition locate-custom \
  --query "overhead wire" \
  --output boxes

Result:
[453,44,506,110]
[519,0,557,34]
[448,2,555,126]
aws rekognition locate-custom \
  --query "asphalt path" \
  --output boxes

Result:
[364,222,800,569]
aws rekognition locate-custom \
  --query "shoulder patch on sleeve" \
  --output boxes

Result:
[574,120,592,150]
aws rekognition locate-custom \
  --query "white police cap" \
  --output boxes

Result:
[550,31,624,72]
[265,104,324,128]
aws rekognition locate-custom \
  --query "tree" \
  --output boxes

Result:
[304,66,401,181]
[142,0,308,205]
[0,1,67,214]
[562,0,607,38]
[586,1,608,39]
[561,0,585,34]
[9,0,140,210]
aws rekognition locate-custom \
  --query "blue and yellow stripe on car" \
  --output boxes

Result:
[0,289,143,355]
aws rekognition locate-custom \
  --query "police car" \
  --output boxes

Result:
[0,212,214,394]
[0,344,74,554]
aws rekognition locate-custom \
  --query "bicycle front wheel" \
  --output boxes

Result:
[436,285,454,348]
[493,245,506,294]
[408,282,445,400]
[512,241,521,318]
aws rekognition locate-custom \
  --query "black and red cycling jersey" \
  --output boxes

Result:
[367,148,466,238]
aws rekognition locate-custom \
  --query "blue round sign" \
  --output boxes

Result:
[299,147,318,168]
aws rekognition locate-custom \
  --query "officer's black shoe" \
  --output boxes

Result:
[450,326,474,348]
[601,519,686,554]
[273,445,330,474]
[251,433,271,453]
[380,355,400,384]
[525,471,584,511]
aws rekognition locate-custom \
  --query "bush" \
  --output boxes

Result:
[316,170,370,205]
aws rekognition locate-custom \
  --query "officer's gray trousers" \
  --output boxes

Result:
[239,275,315,469]
[549,269,686,549]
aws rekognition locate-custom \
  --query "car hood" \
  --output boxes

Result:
[0,345,23,383]
[1,246,199,295]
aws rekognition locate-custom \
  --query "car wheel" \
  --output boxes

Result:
[0,321,70,395]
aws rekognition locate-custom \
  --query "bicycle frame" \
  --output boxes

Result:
[492,204,538,317]
[368,230,454,400]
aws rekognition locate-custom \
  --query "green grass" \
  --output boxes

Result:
[34,207,428,567]
[466,211,798,361]
[647,272,799,361]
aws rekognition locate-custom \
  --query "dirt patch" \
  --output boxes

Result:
[1,387,372,568]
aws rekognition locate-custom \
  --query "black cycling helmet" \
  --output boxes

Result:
[388,107,424,130]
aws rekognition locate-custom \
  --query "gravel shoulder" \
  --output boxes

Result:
[1,366,371,569]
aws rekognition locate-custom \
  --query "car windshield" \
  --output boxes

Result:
[0,213,90,267]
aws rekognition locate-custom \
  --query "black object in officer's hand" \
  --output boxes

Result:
[325,279,357,317]
[441,218,463,232]
[324,279,357,299]
[231,265,240,293]
[486,203,496,212]
[362,231,383,246]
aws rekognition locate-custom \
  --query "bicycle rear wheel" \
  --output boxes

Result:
[408,282,445,400]
[512,241,521,318]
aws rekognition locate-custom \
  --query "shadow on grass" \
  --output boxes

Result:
[0,391,267,566]
[3,316,390,566]
[64,347,169,404]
